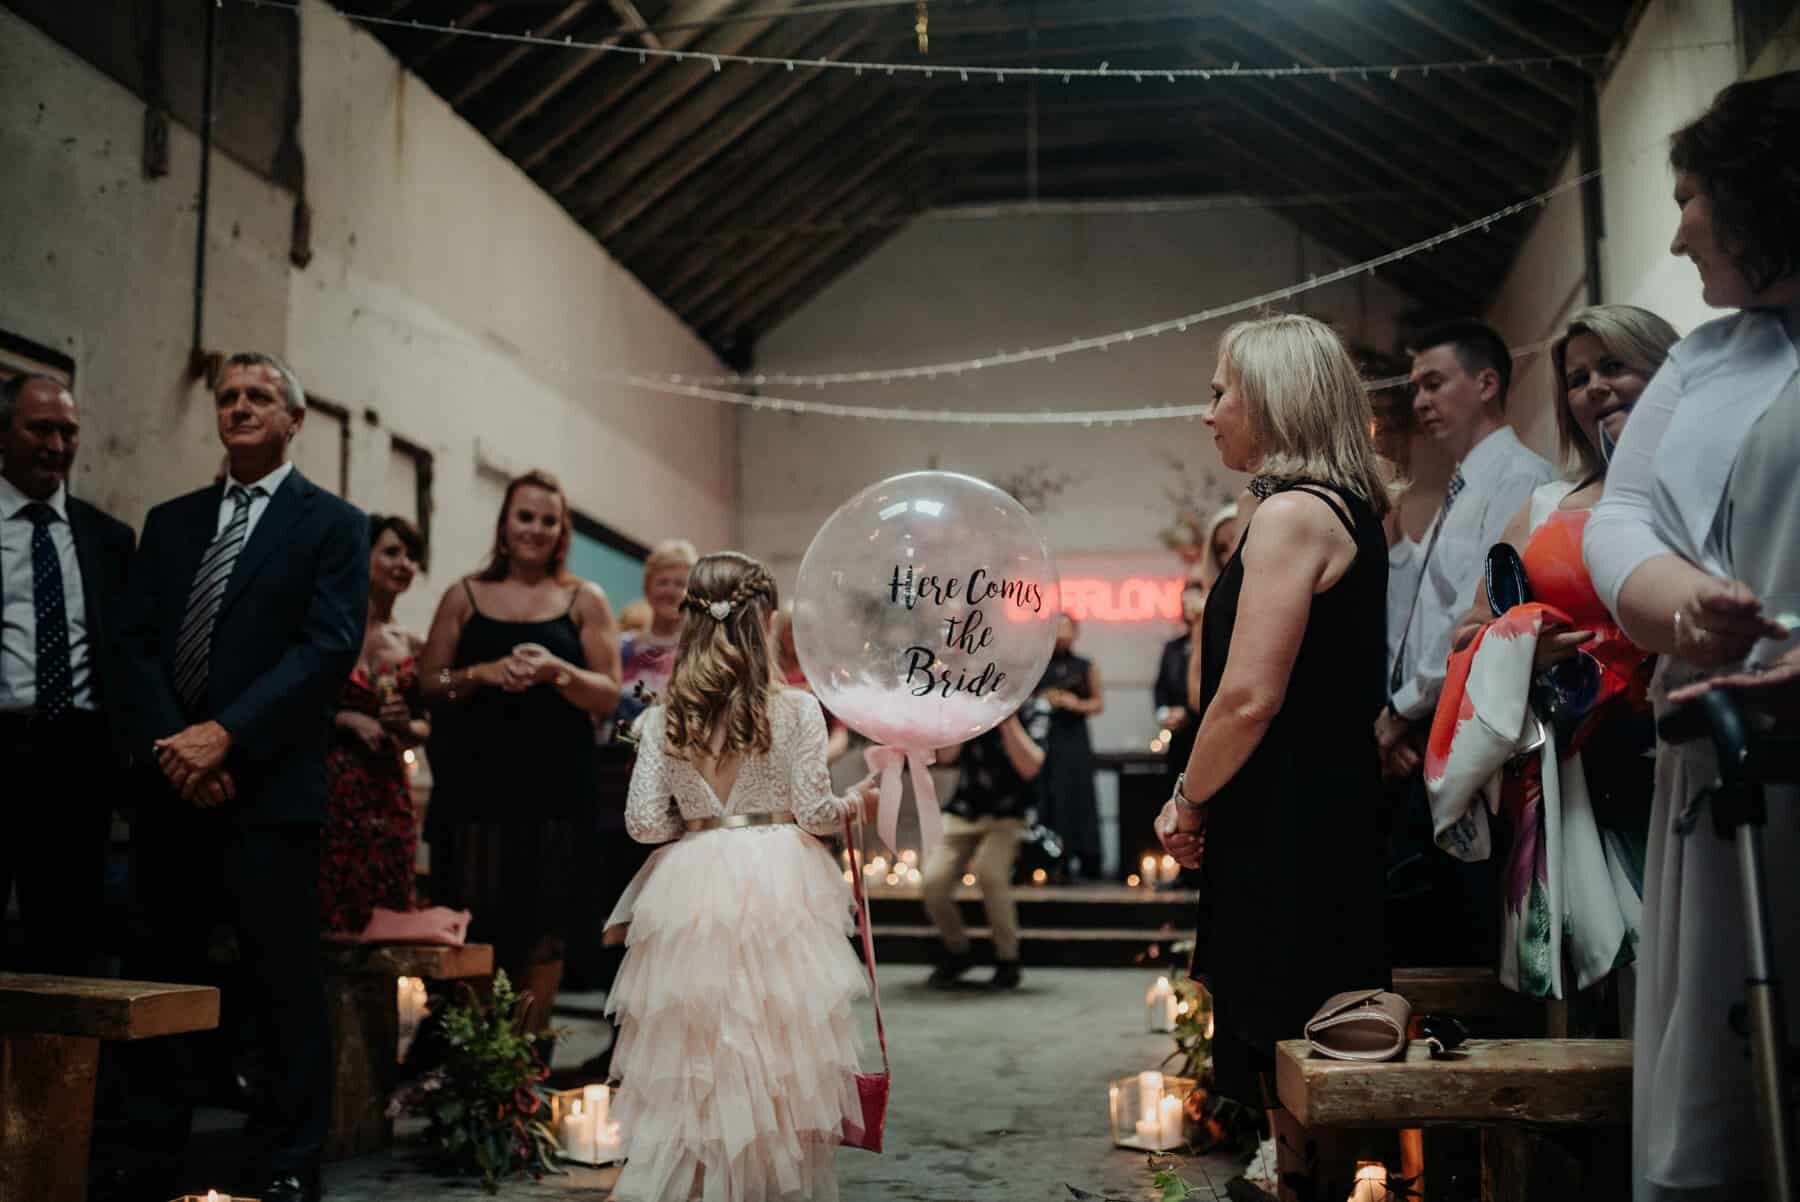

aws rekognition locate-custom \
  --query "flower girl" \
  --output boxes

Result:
[606,551,879,1202]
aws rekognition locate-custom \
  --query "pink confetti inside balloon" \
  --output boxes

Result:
[793,471,1060,750]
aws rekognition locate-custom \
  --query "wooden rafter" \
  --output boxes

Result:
[1379,0,1583,108]
[1219,9,1548,186]
[448,1,592,108]
[575,16,888,234]
[521,0,795,181]
[680,141,923,321]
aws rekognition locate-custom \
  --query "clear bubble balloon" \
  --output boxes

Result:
[793,471,1060,750]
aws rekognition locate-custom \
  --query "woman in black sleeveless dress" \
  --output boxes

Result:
[1157,316,1392,1110]
[419,470,621,1032]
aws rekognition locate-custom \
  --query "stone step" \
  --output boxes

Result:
[870,923,1188,968]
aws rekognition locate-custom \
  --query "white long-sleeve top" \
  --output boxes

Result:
[1584,307,1800,613]
[624,688,856,842]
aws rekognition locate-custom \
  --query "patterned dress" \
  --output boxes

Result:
[320,658,419,933]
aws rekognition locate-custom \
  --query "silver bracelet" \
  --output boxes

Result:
[1169,771,1206,811]
[439,667,458,701]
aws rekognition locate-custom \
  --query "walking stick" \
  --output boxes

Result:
[1660,689,1798,1202]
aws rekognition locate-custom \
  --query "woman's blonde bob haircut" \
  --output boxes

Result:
[642,538,699,590]
[1548,304,1679,480]
[1218,314,1393,518]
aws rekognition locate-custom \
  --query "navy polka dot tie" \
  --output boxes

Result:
[23,503,72,720]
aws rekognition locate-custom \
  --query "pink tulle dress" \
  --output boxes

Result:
[606,689,868,1202]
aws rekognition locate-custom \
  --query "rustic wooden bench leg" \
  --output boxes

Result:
[1481,1127,1629,1202]
[0,1031,99,1202]
[324,975,398,1161]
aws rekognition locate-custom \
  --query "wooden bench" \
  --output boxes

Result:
[0,973,220,1202]
[1276,1038,1632,1201]
[320,939,494,1160]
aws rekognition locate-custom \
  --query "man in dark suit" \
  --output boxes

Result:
[116,351,368,1202]
[0,373,135,975]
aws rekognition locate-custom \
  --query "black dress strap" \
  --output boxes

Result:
[461,577,483,615]
[1281,482,1359,541]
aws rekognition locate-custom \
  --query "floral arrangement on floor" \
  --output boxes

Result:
[387,970,562,1194]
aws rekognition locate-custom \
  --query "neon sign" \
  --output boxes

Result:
[1005,578,1188,624]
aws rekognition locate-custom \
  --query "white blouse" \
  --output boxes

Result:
[1585,307,1800,613]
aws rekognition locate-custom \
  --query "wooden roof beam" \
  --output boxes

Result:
[578,17,889,236]
[1181,43,1504,247]
[1216,13,1546,190]
[1297,2,1566,149]
[484,0,740,151]
[1456,0,1610,61]
[525,0,811,184]
[449,1,593,108]
[630,88,927,292]
[610,53,912,264]
[727,200,923,344]
[1378,0,1583,109]
[676,143,924,320]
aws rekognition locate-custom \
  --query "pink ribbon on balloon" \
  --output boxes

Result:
[863,745,944,866]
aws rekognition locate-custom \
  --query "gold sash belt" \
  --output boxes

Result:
[682,810,797,833]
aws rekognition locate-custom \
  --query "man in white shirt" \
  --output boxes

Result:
[1377,321,1554,961]
[0,373,135,974]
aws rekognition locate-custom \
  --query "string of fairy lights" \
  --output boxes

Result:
[233,1,1726,424]
[234,0,1727,85]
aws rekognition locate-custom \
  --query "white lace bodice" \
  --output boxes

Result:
[624,689,855,843]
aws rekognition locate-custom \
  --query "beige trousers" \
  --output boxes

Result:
[919,813,1024,962]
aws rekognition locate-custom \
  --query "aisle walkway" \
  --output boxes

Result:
[324,968,1246,1200]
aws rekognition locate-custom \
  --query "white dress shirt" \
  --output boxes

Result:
[1390,425,1555,721]
[219,459,296,542]
[0,475,93,712]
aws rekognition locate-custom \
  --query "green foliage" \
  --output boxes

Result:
[1160,976,1214,1083]
[387,970,563,1194]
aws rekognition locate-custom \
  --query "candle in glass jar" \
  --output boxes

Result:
[561,1098,597,1161]
[582,1083,610,1129]
[1136,1070,1162,1126]
[1145,977,1177,1033]
[1158,1094,1182,1147]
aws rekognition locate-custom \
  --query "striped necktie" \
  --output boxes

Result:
[174,486,259,709]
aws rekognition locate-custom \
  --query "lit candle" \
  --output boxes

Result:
[396,976,428,1063]
[561,1098,596,1162]
[206,1192,232,1202]
[1349,1161,1388,1202]
[582,1083,610,1129]
[595,1119,624,1161]
[1158,1094,1182,1147]
[1126,873,1142,887]
[1140,854,1157,885]
[1135,1115,1161,1144]
[1108,1084,1120,1132]
[1137,1070,1162,1126]
[1145,977,1177,1033]
[899,849,918,867]
[961,873,976,887]
[1159,854,1179,884]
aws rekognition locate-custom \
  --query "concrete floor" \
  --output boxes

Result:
[321,967,1247,1201]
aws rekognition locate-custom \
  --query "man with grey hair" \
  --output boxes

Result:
[117,351,367,1202]
[0,372,134,974]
